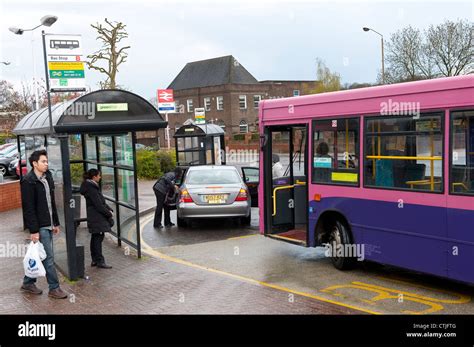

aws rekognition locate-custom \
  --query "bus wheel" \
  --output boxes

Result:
[328,220,356,270]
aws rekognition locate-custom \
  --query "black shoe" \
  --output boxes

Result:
[165,223,175,228]
[91,262,97,267]
[154,225,163,229]
[97,263,112,269]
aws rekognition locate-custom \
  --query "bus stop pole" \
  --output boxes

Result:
[165,112,170,150]
[41,30,54,134]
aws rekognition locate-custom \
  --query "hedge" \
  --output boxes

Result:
[136,149,176,180]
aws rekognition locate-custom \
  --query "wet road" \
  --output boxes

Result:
[141,209,474,315]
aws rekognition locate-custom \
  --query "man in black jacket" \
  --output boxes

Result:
[20,150,68,299]
[153,167,182,228]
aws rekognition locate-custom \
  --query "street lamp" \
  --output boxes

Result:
[363,27,385,84]
[0,62,11,65]
[9,15,58,133]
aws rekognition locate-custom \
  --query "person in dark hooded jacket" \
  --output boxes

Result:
[79,169,113,269]
[153,167,183,228]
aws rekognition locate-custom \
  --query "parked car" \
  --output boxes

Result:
[177,165,252,227]
[0,151,19,176]
[0,143,14,152]
[0,145,17,157]
[9,156,27,178]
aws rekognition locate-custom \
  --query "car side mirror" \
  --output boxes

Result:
[245,177,249,182]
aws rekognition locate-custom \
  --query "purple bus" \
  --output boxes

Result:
[258,75,474,284]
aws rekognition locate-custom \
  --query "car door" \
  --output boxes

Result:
[241,167,259,207]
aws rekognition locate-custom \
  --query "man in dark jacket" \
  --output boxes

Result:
[20,150,68,299]
[80,169,113,269]
[153,167,182,228]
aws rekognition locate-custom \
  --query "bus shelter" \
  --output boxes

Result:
[174,121,225,166]
[13,90,167,280]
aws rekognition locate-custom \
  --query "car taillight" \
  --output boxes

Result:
[235,188,248,201]
[180,189,194,203]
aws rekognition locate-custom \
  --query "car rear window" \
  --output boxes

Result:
[186,169,241,184]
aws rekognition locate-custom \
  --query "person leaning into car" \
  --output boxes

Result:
[20,149,68,299]
[153,167,183,228]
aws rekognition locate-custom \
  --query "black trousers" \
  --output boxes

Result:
[154,190,171,227]
[90,232,105,264]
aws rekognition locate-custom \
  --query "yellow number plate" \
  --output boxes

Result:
[204,195,226,204]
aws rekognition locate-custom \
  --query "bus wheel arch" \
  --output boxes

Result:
[315,210,356,270]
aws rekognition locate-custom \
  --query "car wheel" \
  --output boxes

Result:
[0,165,7,176]
[327,219,356,270]
[177,216,188,228]
[240,213,251,226]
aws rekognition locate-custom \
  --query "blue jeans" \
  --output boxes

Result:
[23,227,60,290]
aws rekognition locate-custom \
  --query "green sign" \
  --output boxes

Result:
[97,103,129,112]
[49,70,85,79]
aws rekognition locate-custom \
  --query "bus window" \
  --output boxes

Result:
[364,113,443,192]
[271,131,290,180]
[312,118,359,185]
[450,110,474,195]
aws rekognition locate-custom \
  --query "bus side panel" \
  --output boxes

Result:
[447,207,474,283]
[310,197,448,278]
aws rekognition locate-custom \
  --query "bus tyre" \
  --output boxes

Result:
[177,216,187,228]
[328,220,356,270]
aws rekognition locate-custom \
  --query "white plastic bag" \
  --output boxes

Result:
[23,241,46,278]
[37,241,47,261]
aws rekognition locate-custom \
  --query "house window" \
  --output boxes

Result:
[239,95,247,109]
[204,97,211,112]
[293,90,300,97]
[187,99,194,113]
[253,95,262,108]
[217,96,224,110]
[239,120,248,133]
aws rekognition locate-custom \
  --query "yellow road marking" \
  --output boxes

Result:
[376,276,472,304]
[227,234,258,241]
[322,282,445,314]
[353,281,471,305]
[139,214,379,315]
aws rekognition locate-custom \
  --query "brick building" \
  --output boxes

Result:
[155,55,319,147]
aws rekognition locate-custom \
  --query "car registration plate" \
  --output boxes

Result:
[204,194,226,204]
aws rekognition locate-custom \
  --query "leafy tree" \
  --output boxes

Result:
[311,58,341,93]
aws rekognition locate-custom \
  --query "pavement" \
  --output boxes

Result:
[0,179,357,314]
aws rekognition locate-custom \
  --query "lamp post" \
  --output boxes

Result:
[9,15,58,132]
[363,27,385,84]
[0,61,11,65]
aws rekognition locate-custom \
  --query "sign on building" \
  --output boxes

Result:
[45,34,86,92]
[194,107,206,125]
[157,89,176,113]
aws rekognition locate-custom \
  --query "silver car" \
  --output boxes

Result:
[177,165,251,227]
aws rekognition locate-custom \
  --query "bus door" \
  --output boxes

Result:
[448,110,474,283]
[263,125,308,246]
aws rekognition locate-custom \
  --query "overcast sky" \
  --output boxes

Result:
[0,0,472,100]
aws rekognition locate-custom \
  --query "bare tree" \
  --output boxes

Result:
[86,18,130,89]
[426,19,473,77]
[384,19,473,83]
[385,26,425,82]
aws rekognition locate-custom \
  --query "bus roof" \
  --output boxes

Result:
[260,75,474,121]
